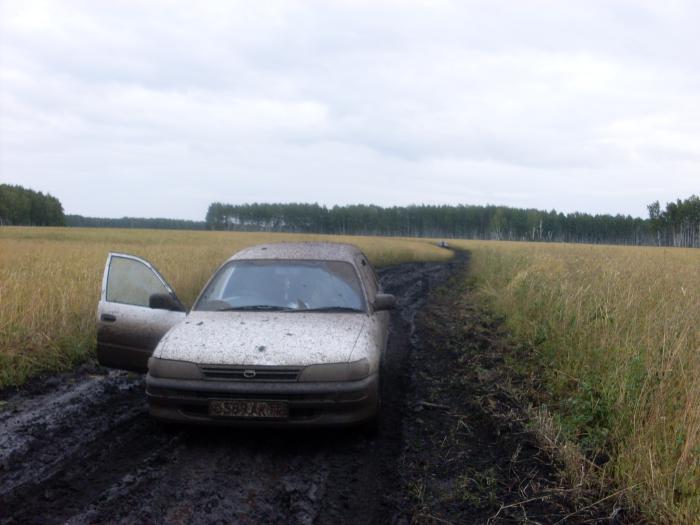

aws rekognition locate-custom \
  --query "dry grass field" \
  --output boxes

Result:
[0,227,452,389]
[450,240,700,523]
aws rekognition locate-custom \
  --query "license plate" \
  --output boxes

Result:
[208,399,288,419]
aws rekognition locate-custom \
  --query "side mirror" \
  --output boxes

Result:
[149,293,185,311]
[373,293,396,311]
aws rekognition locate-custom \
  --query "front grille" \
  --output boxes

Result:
[199,365,302,382]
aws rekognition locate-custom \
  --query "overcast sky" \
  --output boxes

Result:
[1,1,698,220]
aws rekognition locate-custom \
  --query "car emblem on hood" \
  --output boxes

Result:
[243,369,256,379]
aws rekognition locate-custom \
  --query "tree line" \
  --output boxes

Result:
[65,215,207,230]
[206,197,700,248]
[647,195,700,248]
[0,184,65,226]
[2,183,697,248]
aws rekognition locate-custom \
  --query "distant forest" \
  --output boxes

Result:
[0,184,65,226]
[1,184,698,247]
[65,215,207,230]
[206,196,700,248]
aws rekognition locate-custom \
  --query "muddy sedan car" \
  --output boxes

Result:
[97,242,395,427]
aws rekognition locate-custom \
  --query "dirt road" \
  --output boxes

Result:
[0,257,627,524]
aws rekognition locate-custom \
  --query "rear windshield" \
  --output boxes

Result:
[194,260,366,312]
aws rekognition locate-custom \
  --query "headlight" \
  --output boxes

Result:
[148,357,202,379]
[298,358,370,382]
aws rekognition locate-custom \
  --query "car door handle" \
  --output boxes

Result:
[101,314,117,322]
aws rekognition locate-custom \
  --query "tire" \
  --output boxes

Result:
[362,373,382,437]
[362,412,380,437]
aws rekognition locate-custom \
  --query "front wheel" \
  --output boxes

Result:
[362,375,382,437]
[362,414,380,437]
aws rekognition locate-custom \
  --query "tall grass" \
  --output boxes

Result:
[0,227,452,388]
[450,240,700,523]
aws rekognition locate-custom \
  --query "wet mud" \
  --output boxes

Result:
[396,269,635,524]
[0,256,629,524]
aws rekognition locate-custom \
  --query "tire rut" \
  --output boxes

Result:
[0,372,145,502]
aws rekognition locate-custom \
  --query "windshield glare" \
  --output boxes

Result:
[195,260,366,312]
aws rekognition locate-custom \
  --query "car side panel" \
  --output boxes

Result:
[351,252,391,372]
[376,310,390,354]
[97,301,185,372]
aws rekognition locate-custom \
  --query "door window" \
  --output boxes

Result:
[356,256,378,299]
[106,256,170,307]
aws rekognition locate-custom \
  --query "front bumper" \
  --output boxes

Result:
[145,373,379,427]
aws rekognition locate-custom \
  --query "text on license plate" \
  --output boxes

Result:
[208,399,288,419]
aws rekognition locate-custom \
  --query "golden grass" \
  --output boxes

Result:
[449,240,700,523]
[0,227,452,388]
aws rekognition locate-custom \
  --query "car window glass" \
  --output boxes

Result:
[356,256,377,299]
[367,259,380,289]
[196,260,366,311]
[106,256,169,307]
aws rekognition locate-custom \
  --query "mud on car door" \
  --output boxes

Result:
[97,253,186,373]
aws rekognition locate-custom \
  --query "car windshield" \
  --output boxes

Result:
[194,260,366,312]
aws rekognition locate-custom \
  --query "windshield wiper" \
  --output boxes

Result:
[303,306,364,313]
[216,305,294,311]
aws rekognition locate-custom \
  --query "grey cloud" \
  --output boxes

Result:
[1,0,698,220]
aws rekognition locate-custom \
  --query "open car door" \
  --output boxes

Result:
[97,253,186,373]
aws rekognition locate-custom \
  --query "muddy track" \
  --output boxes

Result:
[0,259,459,525]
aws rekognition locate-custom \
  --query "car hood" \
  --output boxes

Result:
[154,310,370,366]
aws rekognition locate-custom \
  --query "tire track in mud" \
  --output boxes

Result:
[0,259,459,525]
[0,373,147,501]
[0,373,172,523]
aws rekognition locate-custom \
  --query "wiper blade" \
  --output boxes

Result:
[304,306,364,313]
[216,305,293,311]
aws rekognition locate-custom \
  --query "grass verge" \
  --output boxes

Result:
[400,265,626,523]
[449,240,700,523]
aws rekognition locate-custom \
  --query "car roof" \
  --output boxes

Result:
[228,242,365,264]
